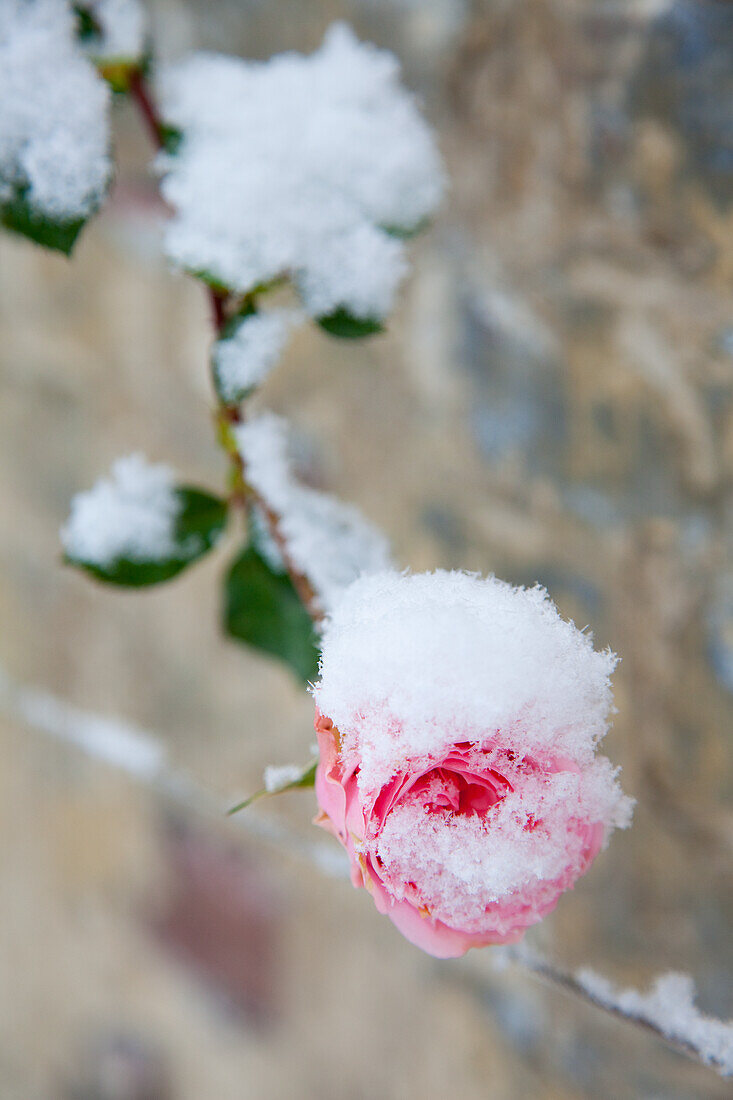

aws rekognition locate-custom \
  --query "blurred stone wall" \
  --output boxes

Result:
[0,1,731,1097]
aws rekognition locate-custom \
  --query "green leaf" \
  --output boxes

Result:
[223,543,320,683]
[1,188,86,255]
[227,759,317,816]
[317,307,384,339]
[67,487,228,587]
[159,124,183,155]
[382,218,428,240]
[73,6,138,92]
[284,758,318,790]
[73,4,101,41]
[188,267,232,295]
[247,275,288,297]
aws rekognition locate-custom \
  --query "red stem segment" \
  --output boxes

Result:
[128,69,165,150]
[209,288,227,334]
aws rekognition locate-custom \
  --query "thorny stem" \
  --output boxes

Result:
[128,71,323,625]
[121,70,727,1073]
[67,59,729,1084]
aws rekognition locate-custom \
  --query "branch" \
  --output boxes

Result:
[95,52,731,1083]
[128,71,322,626]
[499,945,733,1077]
[0,667,345,880]
[1,666,730,1078]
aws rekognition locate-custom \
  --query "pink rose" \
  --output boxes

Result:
[313,571,632,958]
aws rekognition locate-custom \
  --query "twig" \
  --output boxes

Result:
[0,667,346,880]
[97,54,732,1083]
[1,667,729,1078]
[499,946,732,1076]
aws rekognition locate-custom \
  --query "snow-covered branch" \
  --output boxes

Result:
[502,945,733,1077]
[0,667,346,880]
[2,667,730,1078]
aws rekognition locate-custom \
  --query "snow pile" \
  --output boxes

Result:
[315,570,631,802]
[62,454,181,566]
[158,22,444,320]
[213,310,300,404]
[78,0,146,61]
[577,969,733,1076]
[0,0,111,222]
[234,413,393,612]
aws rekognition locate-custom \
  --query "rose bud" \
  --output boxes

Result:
[313,571,633,958]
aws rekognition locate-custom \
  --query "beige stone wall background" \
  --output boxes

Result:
[0,1,731,1097]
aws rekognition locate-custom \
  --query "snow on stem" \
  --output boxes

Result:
[1,665,730,1079]
[500,945,733,1077]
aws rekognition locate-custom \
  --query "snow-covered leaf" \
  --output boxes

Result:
[157,23,444,321]
[1,0,112,253]
[0,188,85,254]
[64,480,228,587]
[74,0,147,69]
[227,758,317,816]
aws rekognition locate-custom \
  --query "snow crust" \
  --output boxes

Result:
[62,454,181,566]
[157,23,444,319]
[577,969,733,1076]
[0,0,111,221]
[315,570,629,795]
[213,310,299,404]
[234,414,393,612]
